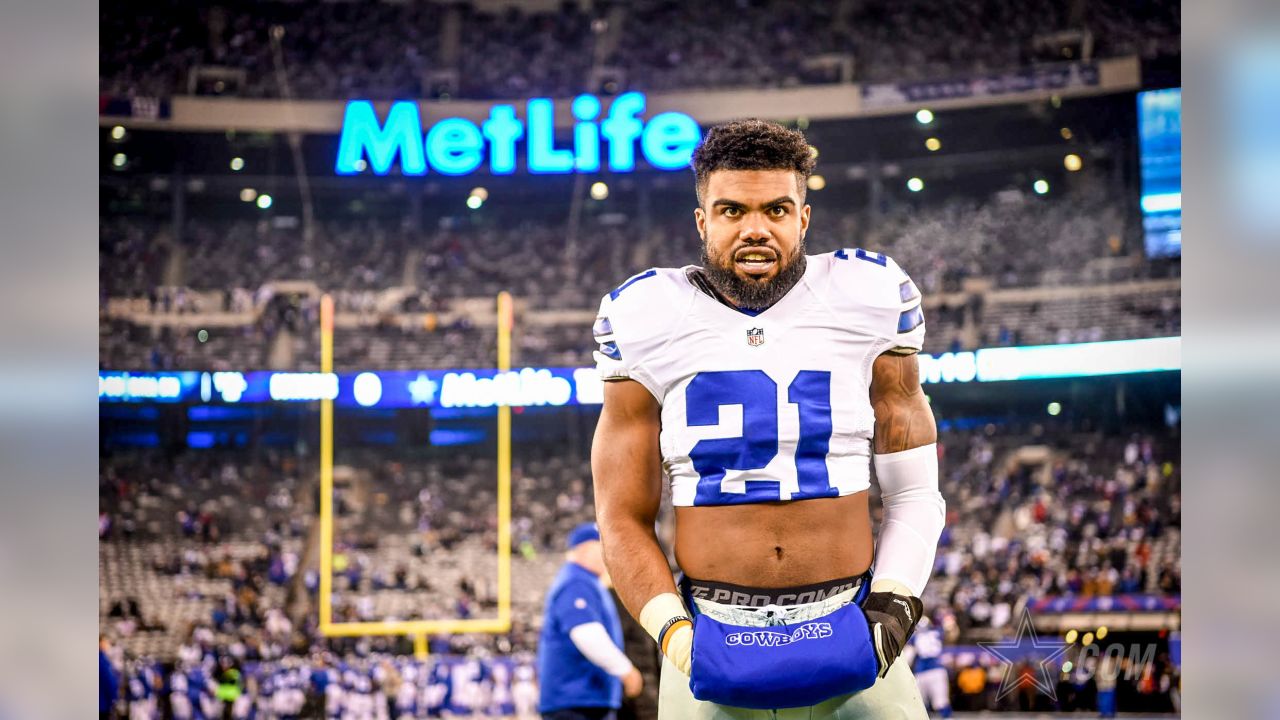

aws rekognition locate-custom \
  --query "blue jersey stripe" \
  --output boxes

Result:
[608,269,657,300]
[898,306,925,333]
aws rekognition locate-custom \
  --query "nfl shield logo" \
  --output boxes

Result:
[746,327,765,347]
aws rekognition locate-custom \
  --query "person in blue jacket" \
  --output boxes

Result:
[100,634,120,719]
[537,523,642,719]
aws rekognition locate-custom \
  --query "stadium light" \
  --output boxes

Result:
[197,329,209,343]
[808,145,819,159]
[111,153,127,168]
[1082,632,1095,645]
[590,181,609,200]
[230,157,245,171]
[925,137,941,152]
[1047,401,1062,415]
[470,186,489,201]
[806,175,826,191]
[907,177,924,192]
[110,125,126,141]
[1060,127,1073,140]
[1065,629,1078,644]
[1064,153,1083,172]
[240,188,257,202]
[1097,626,1108,640]
[1034,179,1050,195]
[915,109,934,125]
[1062,661,1073,673]
[256,193,273,209]
[466,194,484,210]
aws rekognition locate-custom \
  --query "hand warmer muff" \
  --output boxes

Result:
[687,599,880,709]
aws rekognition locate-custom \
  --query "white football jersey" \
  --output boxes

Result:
[594,250,924,507]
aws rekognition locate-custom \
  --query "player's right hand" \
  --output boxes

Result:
[640,593,694,675]
[663,621,693,675]
[622,667,644,698]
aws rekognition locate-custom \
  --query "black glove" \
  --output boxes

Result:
[862,591,924,678]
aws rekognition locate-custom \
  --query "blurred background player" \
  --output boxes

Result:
[169,665,192,720]
[1097,651,1119,719]
[320,661,344,720]
[909,616,951,718]
[424,661,449,717]
[126,659,158,720]
[513,663,539,719]
[101,634,121,720]
[537,523,643,719]
[487,659,516,718]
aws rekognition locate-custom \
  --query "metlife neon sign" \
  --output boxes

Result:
[335,92,701,176]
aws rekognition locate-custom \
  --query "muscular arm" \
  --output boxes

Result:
[870,350,938,453]
[868,351,944,597]
[591,378,676,621]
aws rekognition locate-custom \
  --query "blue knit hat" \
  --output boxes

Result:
[567,522,601,549]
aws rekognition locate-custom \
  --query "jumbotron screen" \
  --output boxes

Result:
[1138,88,1182,257]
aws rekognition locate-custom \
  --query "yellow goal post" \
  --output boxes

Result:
[316,292,514,654]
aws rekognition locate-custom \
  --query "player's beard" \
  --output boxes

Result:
[699,238,808,311]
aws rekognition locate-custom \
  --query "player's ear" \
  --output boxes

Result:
[694,206,707,240]
[799,203,811,238]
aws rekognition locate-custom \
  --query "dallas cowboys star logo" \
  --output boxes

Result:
[978,608,1071,701]
[408,373,438,405]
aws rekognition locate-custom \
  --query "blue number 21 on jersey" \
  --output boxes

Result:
[686,370,838,505]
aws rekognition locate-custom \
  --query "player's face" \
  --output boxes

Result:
[695,169,811,309]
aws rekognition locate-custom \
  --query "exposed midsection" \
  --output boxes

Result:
[673,491,873,588]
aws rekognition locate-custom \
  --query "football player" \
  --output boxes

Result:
[911,616,952,717]
[593,119,944,718]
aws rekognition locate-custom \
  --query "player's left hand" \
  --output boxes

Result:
[861,591,924,678]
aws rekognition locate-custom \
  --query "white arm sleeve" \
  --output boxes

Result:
[568,622,635,678]
[872,443,946,597]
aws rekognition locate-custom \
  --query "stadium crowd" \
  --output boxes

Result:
[101,0,1179,101]
[100,178,1179,371]
[924,428,1181,634]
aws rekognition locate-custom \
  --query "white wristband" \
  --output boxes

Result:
[639,593,689,642]
[639,593,693,675]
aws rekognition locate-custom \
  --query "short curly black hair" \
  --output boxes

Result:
[691,119,816,205]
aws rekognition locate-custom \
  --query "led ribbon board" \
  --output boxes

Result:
[99,337,1181,406]
[335,92,701,176]
[1137,88,1182,257]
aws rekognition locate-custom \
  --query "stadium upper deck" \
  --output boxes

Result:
[101,0,1179,101]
